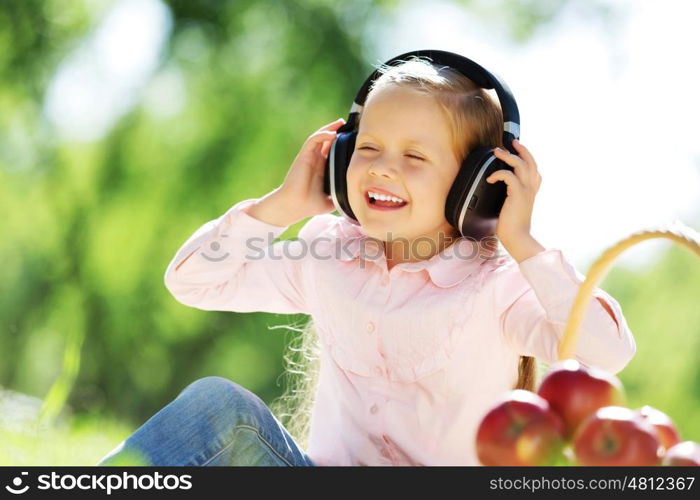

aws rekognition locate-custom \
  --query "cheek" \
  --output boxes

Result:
[432,170,458,200]
[345,163,362,197]
[407,176,455,220]
[346,160,360,184]
[408,172,450,201]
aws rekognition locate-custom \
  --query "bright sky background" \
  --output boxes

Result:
[375,0,700,270]
[44,0,700,272]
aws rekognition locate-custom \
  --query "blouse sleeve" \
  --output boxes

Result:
[163,198,333,315]
[493,248,637,375]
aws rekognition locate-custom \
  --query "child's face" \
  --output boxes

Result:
[346,84,462,247]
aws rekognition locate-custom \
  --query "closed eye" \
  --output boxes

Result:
[357,146,424,161]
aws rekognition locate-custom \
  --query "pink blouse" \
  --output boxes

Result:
[163,197,637,466]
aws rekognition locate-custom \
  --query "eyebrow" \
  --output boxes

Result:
[356,132,437,152]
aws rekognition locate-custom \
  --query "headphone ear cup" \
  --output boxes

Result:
[446,147,512,240]
[324,128,359,224]
[445,147,490,237]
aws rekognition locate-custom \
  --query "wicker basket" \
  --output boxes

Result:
[557,220,700,361]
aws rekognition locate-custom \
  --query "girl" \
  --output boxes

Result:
[97,57,636,467]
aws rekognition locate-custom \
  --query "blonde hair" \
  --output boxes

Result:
[269,317,320,451]
[270,57,537,450]
[359,56,505,166]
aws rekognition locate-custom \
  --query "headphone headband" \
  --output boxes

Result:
[345,49,520,153]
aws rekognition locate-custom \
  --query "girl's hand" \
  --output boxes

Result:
[485,139,542,251]
[276,118,346,220]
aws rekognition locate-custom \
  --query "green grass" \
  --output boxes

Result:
[0,414,133,466]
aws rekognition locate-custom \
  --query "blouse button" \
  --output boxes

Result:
[370,404,379,414]
[366,321,375,333]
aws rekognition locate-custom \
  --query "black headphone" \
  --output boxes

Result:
[323,49,520,241]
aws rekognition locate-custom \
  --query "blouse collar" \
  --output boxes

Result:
[333,216,501,288]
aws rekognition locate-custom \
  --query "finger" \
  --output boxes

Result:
[320,138,333,158]
[510,140,541,187]
[486,169,520,186]
[493,147,527,176]
[319,118,346,131]
[301,136,323,166]
[307,130,338,148]
[512,139,537,171]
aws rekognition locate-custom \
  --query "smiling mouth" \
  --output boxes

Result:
[365,191,409,210]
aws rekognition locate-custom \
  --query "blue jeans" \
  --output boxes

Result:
[96,376,316,466]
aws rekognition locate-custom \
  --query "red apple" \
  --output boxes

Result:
[573,406,662,466]
[636,405,681,453]
[662,441,700,466]
[537,359,625,439]
[476,389,565,466]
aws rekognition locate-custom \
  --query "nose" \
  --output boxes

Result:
[368,159,398,179]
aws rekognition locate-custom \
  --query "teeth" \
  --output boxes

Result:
[368,191,406,204]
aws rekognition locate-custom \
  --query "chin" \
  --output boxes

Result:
[359,223,388,240]
[361,222,400,242]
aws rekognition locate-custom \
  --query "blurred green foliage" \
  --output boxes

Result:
[1,0,380,426]
[606,243,700,442]
[1,0,698,465]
